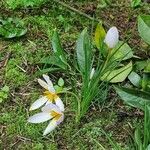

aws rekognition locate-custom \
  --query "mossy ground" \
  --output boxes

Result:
[0,0,149,149]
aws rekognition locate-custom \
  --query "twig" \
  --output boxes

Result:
[0,52,11,68]
[16,64,26,73]
[4,52,11,67]
[52,0,109,28]
[17,135,32,142]
[15,92,32,96]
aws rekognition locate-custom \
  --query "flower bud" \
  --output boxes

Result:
[104,27,119,49]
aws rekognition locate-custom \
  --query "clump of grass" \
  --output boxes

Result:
[5,0,46,9]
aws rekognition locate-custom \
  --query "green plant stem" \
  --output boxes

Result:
[91,137,106,150]
[101,48,112,73]
[58,90,81,123]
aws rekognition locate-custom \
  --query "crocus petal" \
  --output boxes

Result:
[28,112,52,123]
[29,97,47,111]
[43,119,57,136]
[45,100,52,105]
[42,103,61,113]
[56,113,64,125]
[38,79,49,90]
[43,74,55,93]
[55,97,64,112]
[104,26,119,48]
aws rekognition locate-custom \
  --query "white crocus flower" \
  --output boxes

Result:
[104,26,119,49]
[90,68,95,79]
[29,74,64,111]
[28,103,64,136]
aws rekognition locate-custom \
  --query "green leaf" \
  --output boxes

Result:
[144,60,150,73]
[112,41,133,61]
[131,0,141,8]
[54,85,63,93]
[58,78,64,87]
[138,15,150,45]
[144,105,150,149]
[114,86,150,111]
[142,74,150,91]
[101,62,132,83]
[146,145,150,150]
[94,23,106,49]
[52,30,67,64]
[135,60,150,72]
[76,28,92,74]
[0,18,27,38]
[36,68,61,76]
[134,128,143,149]
[39,55,67,70]
[128,71,141,87]
[135,60,148,71]
[3,93,8,99]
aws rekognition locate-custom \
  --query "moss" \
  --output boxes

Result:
[5,0,46,9]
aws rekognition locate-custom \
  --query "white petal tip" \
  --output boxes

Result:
[43,132,48,136]
[43,120,57,135]
[29,108,33,111]
[27,118,33,123]
[29,106,35,111]
[43,74,48,78]
[43,130,52,136]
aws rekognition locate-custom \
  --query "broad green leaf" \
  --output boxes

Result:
[58,78,64,87]
[76,29,92,74]
[128,71,141,87]
[39,55,67,70]
[101,62,132,83]
[131,0,141,8]
[36,68,60,76]
[114,86,150,111]
[0,18,27,38]
[94,23,106,49]
[112,41,133,61]
[135,60,148,71]
[138,15,150,45]
[135,60,150,72]
[52,30,67,64]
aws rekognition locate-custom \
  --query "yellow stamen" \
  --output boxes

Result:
[43,91,58,102]
[50,110,62,120]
